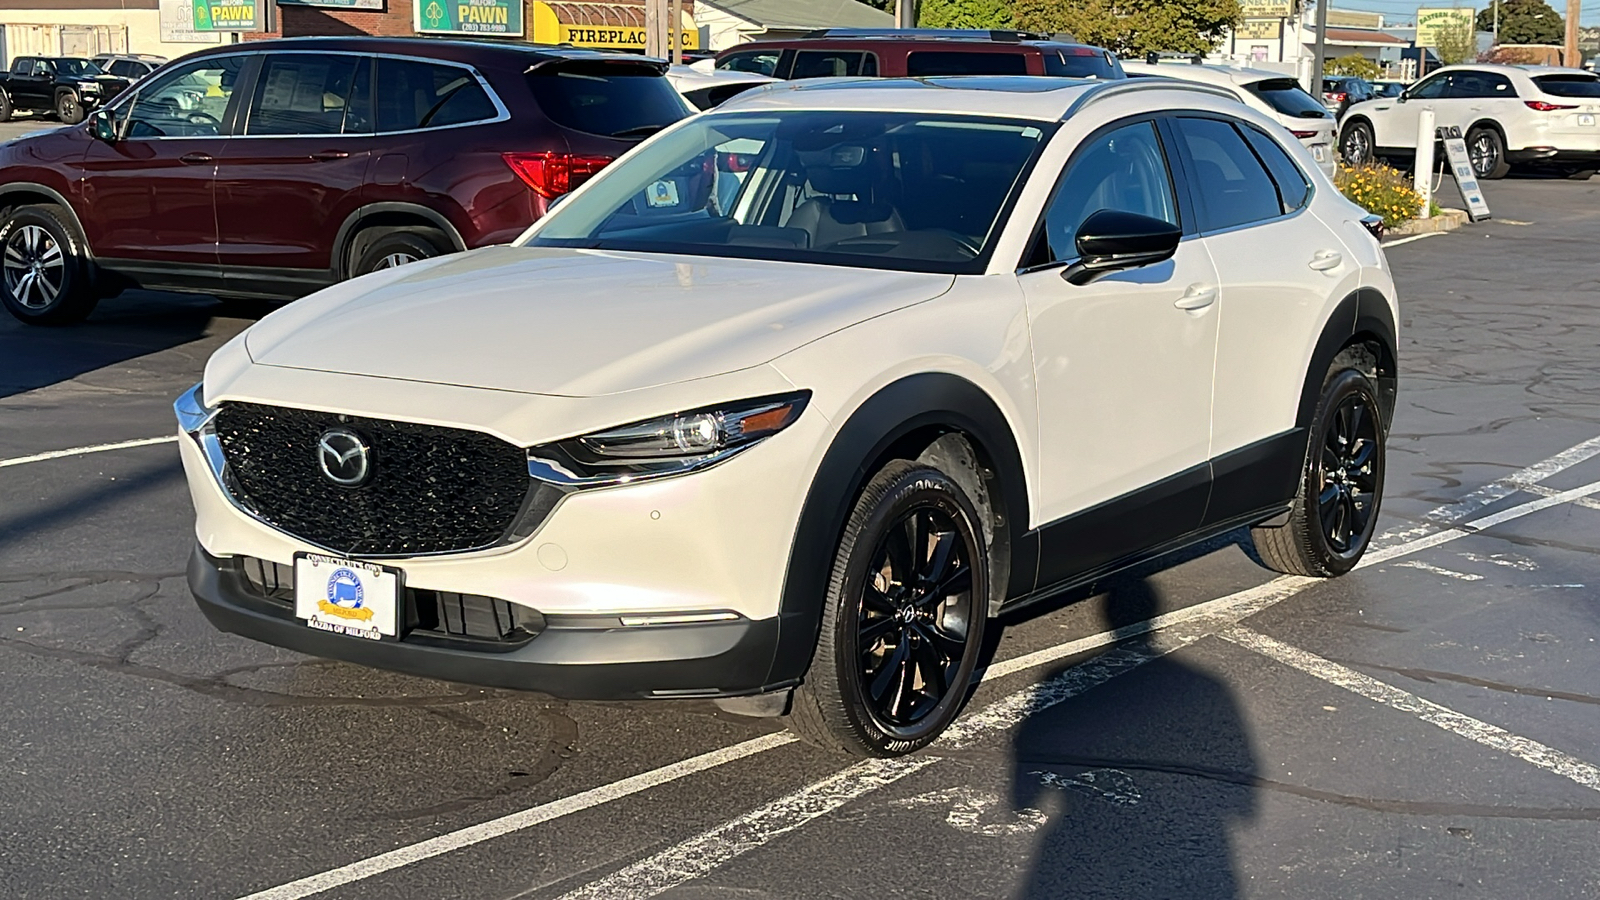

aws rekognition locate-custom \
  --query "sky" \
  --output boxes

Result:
[1327,0,1600,28]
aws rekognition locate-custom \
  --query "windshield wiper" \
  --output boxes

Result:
[610,124,666,138]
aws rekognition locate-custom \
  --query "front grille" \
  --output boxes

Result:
[214,402,531,556]
[237,556,540,646]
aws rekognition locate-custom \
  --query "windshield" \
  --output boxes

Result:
[56,59,104,78]
[1534,74,1600,97]
[526,111,1053,274]
[1246,78,1329,118]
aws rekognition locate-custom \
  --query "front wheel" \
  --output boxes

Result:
[1251,364,1386,577]
[1340,121,1374,167]
[0,204,97,325]
[1466,126,1510,179]
[56,90,84,125]
[788,461,989,757]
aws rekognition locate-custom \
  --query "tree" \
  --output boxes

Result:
[1476,0,1564,45]
[1326,53,1380,79]
[919,0,1015,28]
[1433,19,1477,65]
[1013,0,1241,56]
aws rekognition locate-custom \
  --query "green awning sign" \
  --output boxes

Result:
[416,0,524,36]
[193,0,260,30]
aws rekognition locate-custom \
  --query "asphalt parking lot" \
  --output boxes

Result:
[3,170,1600,899]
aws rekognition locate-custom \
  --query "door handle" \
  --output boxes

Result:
[311,150,350,162]
[179,152,213,165]
[1173,285,1217,310]
[1308,250,1343,272]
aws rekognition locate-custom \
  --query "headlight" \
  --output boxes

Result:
[174,381,215,433]
[78,81,101,92]
[528,392,809,486]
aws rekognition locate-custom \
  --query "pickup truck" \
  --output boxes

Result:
[0,57,133,125]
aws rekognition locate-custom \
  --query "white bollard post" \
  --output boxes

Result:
[1414,108,1435,219]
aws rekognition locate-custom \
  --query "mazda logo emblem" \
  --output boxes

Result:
[317,428,370,487]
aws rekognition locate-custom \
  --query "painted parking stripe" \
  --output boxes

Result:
[0,435,177,469]
[552,478,1600,900]
[1223,627,1600,792]
[1381,233,1443,248]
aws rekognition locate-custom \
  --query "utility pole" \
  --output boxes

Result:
[1566,0,1581,67]
[895,0,916,29]
[645,0,667,59]
[1492,0,1499,44]
[1310,0,1329,98]
[671,0,683,64]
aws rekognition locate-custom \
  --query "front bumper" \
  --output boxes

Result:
[188,546,788,700]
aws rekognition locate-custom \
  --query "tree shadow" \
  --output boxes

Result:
[1009,575,1259,899]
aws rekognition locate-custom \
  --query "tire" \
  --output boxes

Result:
[0,204,97,325]
[1340,120,1374,167]
[55,90,84,125]
[0,89,13,123]
[350,227,446,277]
[1250,362,1386,578]
[788,460,990,757]
[1466,126,1510,180]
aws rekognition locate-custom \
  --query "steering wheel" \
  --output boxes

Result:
[185,111,220,135]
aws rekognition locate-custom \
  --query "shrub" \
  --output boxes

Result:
[1334,163,1423,227]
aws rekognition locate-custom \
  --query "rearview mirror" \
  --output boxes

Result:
[90,107,118,143]
[1061,209,1182,286]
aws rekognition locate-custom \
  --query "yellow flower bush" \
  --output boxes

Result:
[1334,163,1423,228]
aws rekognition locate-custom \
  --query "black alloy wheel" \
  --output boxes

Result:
[56,90,84,125]
[1340,121,1374,167]
[1251,363,1386,577]
[789,460,988,756]
[0,88,13,123]
[1466,126,1510,179]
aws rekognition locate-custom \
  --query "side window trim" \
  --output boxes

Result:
[1016,113,1189,273]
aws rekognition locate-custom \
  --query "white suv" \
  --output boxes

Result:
[177,77,1398,757]
[1123,62,1338,177]
[1340,64,1600,178]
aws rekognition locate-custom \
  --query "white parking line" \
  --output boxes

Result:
[0,435,177,469]
[234,446,1600,900]
[1382,233,1443,248]
[553,478,1600,900]
[1223,627,1600,792]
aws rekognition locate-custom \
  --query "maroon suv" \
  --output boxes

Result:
[0,37,690,324]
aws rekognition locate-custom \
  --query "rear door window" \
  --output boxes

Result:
[525,61,688,138]
[375,58,497,132]
[1245,79,1329,118]
[716,49,781,77]
[1533,74,1600,97]
[1173,116,1283,231]
[1448,72,1516,99]
[246,55,362,136]
[906,51,1028,76]
[790,50,876,79]
[1240,125,1310,213]
[1042,49,1118,79]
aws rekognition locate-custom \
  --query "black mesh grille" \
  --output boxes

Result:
[214,403,531,557]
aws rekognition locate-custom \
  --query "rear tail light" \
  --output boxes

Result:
[1325,91,1347,102]
[1525,100,1577,111]
[502,152,614,199]
[1290,129,1319,138]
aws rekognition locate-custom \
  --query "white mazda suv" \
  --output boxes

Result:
[1340,64,1600,179]
[177,76,1398,757]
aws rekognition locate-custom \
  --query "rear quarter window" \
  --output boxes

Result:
[527,62,688,137]
[1245,78,1329,119]
[1533,75,1600,98]
[1042,49,1118,79]
[375,58,496,131]
[906,51,1028,77]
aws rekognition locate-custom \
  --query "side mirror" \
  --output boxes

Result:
[1396,90,1408,103]
[1061,209,1182,286]
[91,107,118,143]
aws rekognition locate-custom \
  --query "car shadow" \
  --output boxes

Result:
[1008,574,1259,899]
[0,290,245,399]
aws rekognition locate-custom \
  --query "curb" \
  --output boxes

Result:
[1388,208,1468,236]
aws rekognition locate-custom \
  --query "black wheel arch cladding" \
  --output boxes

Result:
[765,373,1032,688]
[1297,286,1398,432]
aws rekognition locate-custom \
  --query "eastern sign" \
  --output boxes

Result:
[1438,126,1492,221]
[530,1,700,50]
[1415,7,1475,48]
[416,0,524,36]
[192,0,261,30]
[1235,18,1283,41]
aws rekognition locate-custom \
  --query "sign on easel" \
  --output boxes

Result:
[1437,126,1492,222]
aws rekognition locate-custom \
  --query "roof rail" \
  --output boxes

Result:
[1065,78,1242,118]
[797,28,1069,43]
[1141,51,1206,65]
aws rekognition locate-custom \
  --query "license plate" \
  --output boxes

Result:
[1580,114,1595,126]
[1312,145,1328,162]
[294,552,400,641]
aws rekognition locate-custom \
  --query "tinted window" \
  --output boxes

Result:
[791,50,875,79]
[1449,71,1515,99]
[716,49,780,77]
[1245,78,1329,118]
[109,60,136,78]
[121,56,245,138]
[683,82,766,111]
[526,62,686,137]
[906,51,1028,77]
[375,58,495,132]
[1043,49,1118,79]
[247,56,361,136]
[56,59,102,77]
[1038,120,1176,264]
[529,111,1050,275]
[1241,125,1310,213]
[9,59,28,76]
[1533,74,1600,97]
[1408,74,1449,99]
[1174,117,1282,231]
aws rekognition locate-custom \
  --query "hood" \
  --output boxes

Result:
[244,246,953,397]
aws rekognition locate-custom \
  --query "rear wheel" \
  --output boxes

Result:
[788,460,989,757]
[350,227,447,277]
[1251,362,1386,577]
[55,90,83,125]
[0,204,97,325]
[1466,126,1510,179]
[1340,120,1374,167]
[0,89,13,123]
